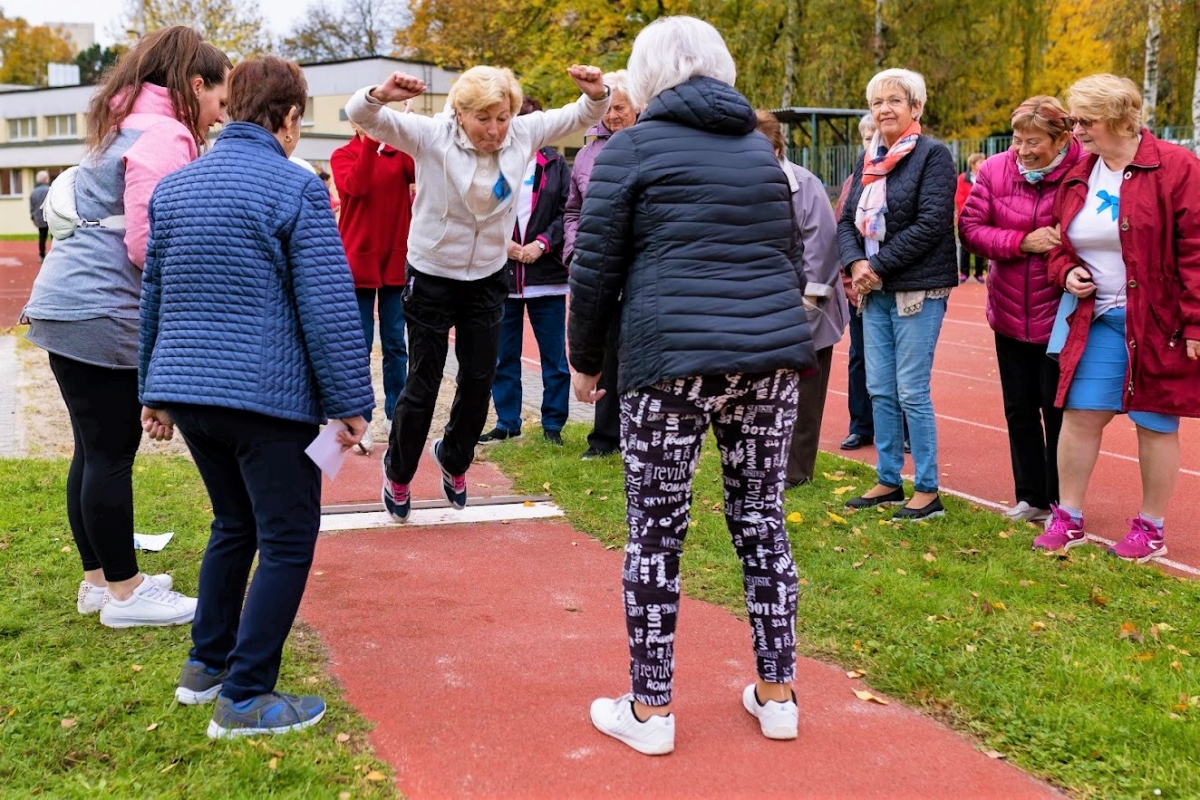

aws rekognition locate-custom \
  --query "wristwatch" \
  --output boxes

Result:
[535,240,546,252]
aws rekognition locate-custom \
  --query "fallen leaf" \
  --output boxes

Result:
[896,568,907,575]
[598,496,609,501]
[899,540,911,549]
[268,757,278,770]
[365,770,387,782]
[585,489,594,495]
[923,552,936,563]
[60,545,71,552]
[523,501,535,507]
[336,733,351,743]
[1155,622,1175,632]
[852,640,863,651]
[852,561,864,569]
[1031,621,1047,631]
[833,486,856,496]
[145,722,158,732]
[983,749,1007,760]
[340,793,352,800]
[786,512,804,523]
[1118,622,1144,643]
[60,718,76,729]
[846,669,866,679]
[1131,652,1154,663]
[1045,611,1057,619]
[1019,580,1035,588]
[160,762,178,774]
[853,689,889,705]
[833,546,846,553]
[799,577,810,586]
[827,511,847,524]
[542,482,551,490]
[131,665,143,672]
[965,644,977,652]
[997,530,1011,539]
[1171,661,1182,671]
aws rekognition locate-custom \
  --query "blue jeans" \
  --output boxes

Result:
[491,295,570,434]
[863,292,946,493]
[356,286,407,423]
[167,404,321,702]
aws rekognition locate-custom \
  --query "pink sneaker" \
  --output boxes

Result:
[1108,518,1167,563]
[1032,504,1086,551]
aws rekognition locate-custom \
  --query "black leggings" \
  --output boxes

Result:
[48,353,143,582]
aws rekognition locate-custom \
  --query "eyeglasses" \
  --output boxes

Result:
[1067,116,1097,129]
[870,96,909,111]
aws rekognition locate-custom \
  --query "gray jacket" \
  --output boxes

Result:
[785,160,847,351]
[30,182,48,228]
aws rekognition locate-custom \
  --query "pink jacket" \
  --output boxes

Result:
[959,140,1081,344]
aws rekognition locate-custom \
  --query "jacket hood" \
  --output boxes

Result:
[640,76,757,135]
[112,82,181,120]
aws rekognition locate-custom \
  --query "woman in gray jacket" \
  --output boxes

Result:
[756,110,848,487]
[346,64,609,520]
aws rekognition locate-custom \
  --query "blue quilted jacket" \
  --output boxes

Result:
[139,122,374,424]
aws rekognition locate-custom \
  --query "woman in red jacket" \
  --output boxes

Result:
[331,123,416,453]
[960,97,1081,523]
[955,152,987,282]
[1037,74,1200,563]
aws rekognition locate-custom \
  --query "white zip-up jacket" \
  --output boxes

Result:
[346,87,608,281]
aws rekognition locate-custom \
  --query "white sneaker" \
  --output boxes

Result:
[99,577,196,629]
[742,684,798,740]
[77,573,174,615]
[589,694,674,755]
[1005,501,1051,523]
[356,429,374,455]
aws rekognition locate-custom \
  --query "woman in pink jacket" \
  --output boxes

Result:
[960,96,1081,523]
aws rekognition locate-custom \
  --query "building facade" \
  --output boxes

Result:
[2,57,464,236]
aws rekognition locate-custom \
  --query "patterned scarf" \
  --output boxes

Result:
[855,120,922,242]
[1017,146,1068,184]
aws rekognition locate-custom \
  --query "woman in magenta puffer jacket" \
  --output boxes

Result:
[960,96,1081,523]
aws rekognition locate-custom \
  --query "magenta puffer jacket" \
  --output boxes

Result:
[959,140,1081,344]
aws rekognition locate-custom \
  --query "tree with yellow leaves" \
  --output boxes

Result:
[0,17,73,86]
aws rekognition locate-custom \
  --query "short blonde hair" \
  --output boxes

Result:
[449,66,522,116]
[967,152,986,169]
[1067,73,1141,137]
[866,68,928,120]
[627,16,736,110]
[858,113,876,138]
[604,70,642,113]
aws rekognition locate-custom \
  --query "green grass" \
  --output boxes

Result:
[0,456,398,799]
[0,233,37,241]
[487,425,1200,800]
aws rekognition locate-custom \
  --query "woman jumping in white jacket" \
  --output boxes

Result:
[346,65,609,520]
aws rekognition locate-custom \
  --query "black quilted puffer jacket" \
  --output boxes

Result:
[837,135,958,291]
[568,76,815,394]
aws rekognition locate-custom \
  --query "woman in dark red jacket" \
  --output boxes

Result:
[331,124,416,453]
[1037,74,1200,563]
[960,97,1081,524]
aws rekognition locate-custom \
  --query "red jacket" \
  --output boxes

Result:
[1048,130,1200,415]
[960,141,1081,344]
[331,135,415,288]
[954,172,974,218]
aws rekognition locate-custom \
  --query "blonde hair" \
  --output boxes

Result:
[1011,95,1072,142]
[967,152,986,169]
[448,66,522,116]
[1067,74,1142,137]
[866,68,928,120]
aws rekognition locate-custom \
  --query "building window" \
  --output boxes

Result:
[7,117,35,141]
[0,169,23,197]
[302,97,315,127]
[46,114,78,139]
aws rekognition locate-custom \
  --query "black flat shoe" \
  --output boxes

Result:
[893,495,945,521]
[840,434,873,451]
[845,486,905,509]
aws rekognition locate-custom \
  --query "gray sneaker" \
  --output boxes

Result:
[207,692,326,739]
[175,659,227,705]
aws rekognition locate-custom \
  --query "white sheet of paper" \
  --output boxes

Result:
[306,420,351,480]
[133,531,175,552]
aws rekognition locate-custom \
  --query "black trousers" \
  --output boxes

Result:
[168,404,321,702]
[846,300,873,436]
[958,224,986,278]
[385,267,507,483]
[587,318,621,452]
[37,226,49,259]
[786,345,834,484]
[48,353,142,582]
[994,333,1062,509]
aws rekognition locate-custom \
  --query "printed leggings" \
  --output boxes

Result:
[619,370,800,706]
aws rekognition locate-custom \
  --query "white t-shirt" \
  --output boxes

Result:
[1067,158,1127,318]
[510,157,567,299]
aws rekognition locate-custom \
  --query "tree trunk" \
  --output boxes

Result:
[1192,21,1200,154]
[781,0,799,107]
[1144,0,1162,128]
[873,0,886,66]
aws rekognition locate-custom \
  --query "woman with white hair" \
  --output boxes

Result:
[346,63,609,519]
[839,68,957,520]
[562,69,643,461]
[569,16,815,755]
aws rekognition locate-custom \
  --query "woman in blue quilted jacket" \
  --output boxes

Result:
[139,56,374,739]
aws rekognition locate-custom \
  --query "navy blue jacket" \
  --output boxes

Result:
[139,123,374,424]
[837,135,958,291]
[568,76,815,393]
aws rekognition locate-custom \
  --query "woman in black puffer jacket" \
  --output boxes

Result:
[568,15,815,756]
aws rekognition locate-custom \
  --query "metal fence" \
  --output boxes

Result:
[789,126,1198,190]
